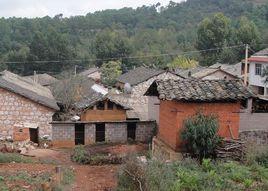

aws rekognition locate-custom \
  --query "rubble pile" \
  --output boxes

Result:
[0,140,38,155]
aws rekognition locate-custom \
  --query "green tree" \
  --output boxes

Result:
[94,30,132,67]
[197,13,231,65]
[100,61,122,86]
[181,111,221,161]
[236,16,260,47]
[168,56,198,69]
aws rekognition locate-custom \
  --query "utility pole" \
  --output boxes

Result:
[74,65,77,76]
[33,70,37,83]
[244,44,249,85]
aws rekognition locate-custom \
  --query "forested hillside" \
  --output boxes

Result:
[0,0,267,75]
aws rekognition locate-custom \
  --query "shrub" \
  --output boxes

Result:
[71,145,89,164]
[118,157,268,191]
[181,111,222,161]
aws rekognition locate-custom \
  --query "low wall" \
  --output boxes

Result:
[240,112,268,132]
[239,130,268,145]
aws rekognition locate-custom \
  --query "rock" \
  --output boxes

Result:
[19,147,27,155]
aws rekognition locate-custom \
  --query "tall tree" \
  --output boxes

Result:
[197,13,231,65]
[100,61,122,86]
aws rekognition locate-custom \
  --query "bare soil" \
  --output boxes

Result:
[0,143,148,191]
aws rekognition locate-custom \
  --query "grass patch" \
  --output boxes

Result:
[117,158,268,191]
[0,153,33,163]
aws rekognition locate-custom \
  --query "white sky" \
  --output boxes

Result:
[0,0,184,18]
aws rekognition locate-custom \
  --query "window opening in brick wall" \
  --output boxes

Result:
[255,64,262,75]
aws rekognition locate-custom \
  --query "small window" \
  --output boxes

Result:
[107,101,114,110]
[255,64,262,75]
[96,101,105,110]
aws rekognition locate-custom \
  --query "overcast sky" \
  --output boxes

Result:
[0,0,184,18]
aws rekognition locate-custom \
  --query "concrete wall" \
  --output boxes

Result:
[52,123,75,147]
[85,123,95,145]
[249,62,268,88]
[105,123,127,143]
[51,121,156,147]
[240,113,268,132]
[0,87,55,141]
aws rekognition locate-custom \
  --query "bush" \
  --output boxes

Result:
[181,111,222,161]
[117,158,268,191]
[245,144,268,167]
[71,145,89,164]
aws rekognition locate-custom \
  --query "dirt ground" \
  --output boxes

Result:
[0,143,148,191]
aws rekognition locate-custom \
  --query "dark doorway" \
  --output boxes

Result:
[96,123,105,142]
[75,124,85,145]
[29,128,39,143]
[127,122,136,141]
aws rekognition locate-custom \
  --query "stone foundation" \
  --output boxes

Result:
[152,137,183,161]
[239,130,268,145]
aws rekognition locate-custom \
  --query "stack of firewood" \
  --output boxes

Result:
[216,139,246,161]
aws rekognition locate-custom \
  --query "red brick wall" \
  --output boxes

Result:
[0,87,55,141]
[159,100,241,151]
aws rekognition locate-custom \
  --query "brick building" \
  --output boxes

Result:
[51,94,155,147]
[0,71,59,142]
[145,79,254,152]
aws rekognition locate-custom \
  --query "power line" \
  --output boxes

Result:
[0,44,246,65]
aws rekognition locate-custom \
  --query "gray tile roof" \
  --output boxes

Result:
[78,68,99,77]
[0,70,59,110]
[75,92,132,110]
[145,79,255,102]
[117,66,166,86]
[23,73,58,86]
[254,48,268,56]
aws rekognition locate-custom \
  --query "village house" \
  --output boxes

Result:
[0,70,59,143]
[51,93,155,147]
[23,73,58,88]
[145,79,254,159]
[176,63,241,80]
[78,67,101,82]
[246,48,268,96]
[115,66,183,121]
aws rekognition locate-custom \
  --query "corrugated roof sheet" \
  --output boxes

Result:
[0,70,59,110]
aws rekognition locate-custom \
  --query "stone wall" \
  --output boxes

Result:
[52,123,75,147]
[239,130,268,145]
[0,87,55,141]
[105,123,127,143]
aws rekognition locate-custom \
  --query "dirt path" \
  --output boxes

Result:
[71,165,119,191]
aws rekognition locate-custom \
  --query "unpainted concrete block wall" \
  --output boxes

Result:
[52,123,75,147]
[105,123,127,143]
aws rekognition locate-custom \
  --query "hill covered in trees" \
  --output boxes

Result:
[0,0,267,75]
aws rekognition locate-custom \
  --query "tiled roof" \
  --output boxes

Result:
[0,70,59,110]
[117,66,165,85]
[254,48,268,56]
[75,93,132,110]
[78,68,99,77]
[145,79,254,102]
[23,73,58,86]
